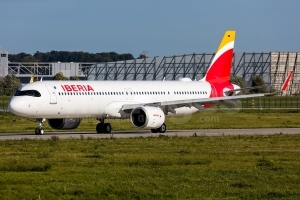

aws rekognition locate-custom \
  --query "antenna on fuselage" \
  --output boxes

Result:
[163,77,165,81]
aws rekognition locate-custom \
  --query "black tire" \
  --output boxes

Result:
[158,123,166,133]
[35,128,44,135]
[39,129,44,135]
[96,123,104,133]
[35,128,39,135]
[103,123,111,133]
[151,129,158,133]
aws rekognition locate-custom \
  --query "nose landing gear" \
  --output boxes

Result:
[35,118,45,135]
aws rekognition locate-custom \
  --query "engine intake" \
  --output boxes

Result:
[47,118,82,130]
[130,106,165,128]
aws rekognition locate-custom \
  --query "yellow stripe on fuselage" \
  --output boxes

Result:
[216,30,236,53]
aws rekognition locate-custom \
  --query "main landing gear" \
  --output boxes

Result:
[96,120,166,134]
[35,118,45,135]
[151,123,167,133]
[96,119,111,133]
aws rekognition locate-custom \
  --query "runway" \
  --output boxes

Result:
[0,128,300,140]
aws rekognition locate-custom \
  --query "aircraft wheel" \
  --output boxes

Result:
[158,123,167,133]
[96,123,104,133]
[151,129,158,133]
[39,129,44,135]
[35,128,44,135]
[103,123,111,133]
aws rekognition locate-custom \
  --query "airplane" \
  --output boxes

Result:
[8,30,294,135]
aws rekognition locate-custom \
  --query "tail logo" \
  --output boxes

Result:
[204,30,236,84]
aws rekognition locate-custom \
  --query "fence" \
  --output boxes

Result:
[241,97,300,109]
[1,96,300,114]
[0,98,10,113]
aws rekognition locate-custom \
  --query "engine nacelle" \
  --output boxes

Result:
[47,118,82,130]
[130,106,165,128]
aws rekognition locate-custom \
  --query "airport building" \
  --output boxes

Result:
[0,49,299,96]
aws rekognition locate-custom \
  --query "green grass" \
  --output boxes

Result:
[1,96,300,111]
[1,95,300,133]
[0,96,10,111]
[1,109,300,133]
[241,96,300,108]
[0,134,299,199]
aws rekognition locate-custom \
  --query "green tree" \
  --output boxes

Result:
[230,74,246,91]
[70,76,81,81]
[252,76,268,93]
[53,72,69,80]
[10,51,135,62]
[3,74,22,96]
[21,56,36,62]
[0,77,5,95]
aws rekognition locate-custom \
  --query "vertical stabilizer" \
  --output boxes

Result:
[203,30,236,84]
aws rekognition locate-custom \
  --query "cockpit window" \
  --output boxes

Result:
[14,90,41,97]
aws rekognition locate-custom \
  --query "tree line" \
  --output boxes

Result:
[8,51,134,63]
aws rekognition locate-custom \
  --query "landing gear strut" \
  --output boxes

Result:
[151,123,167,133]
[35,118,45,135]
[96,119,111,133]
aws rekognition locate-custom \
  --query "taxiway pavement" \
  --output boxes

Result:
[0,128,300,140]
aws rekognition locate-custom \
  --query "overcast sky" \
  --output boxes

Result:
[1,0,299,58]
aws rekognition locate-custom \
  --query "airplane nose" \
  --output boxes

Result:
[8,98,24,115]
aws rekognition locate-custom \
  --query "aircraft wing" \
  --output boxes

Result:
[121,93,264,111]
[122,70,293,112]
[226,71,294,94]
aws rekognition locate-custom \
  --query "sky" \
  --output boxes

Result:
[1,0,300,58]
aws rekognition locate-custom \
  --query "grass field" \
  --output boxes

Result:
[0,134,299,199]
[1,96,300,199]
[1,96,300,111]
[0,109,300,133]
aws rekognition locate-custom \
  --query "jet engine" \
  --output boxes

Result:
[47,118,82,130]
[130,106,165,128]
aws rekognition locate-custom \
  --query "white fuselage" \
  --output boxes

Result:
[9,80,212,119]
